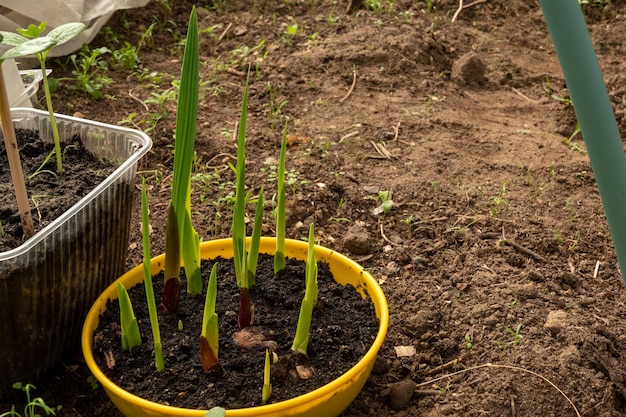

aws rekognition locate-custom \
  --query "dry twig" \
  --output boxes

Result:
[451,0,488,23]
[339,67,357,103]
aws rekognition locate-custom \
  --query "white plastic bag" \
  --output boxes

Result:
[0,0,150,56]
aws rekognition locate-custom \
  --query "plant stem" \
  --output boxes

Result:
[39,57,62,175]
[0,64,35,238]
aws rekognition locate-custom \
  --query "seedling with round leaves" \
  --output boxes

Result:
[0,21,86,176]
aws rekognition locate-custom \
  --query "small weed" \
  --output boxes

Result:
[281,18,301,46]
[264,82,288,131]
[304,139,332,158]
[464,334,472,349]
[425,0,436,13]
[59,45,113,99]
[371,190,393,215]
[489,181,509,216]
[1,382,61,416]
[429,180,443,209]
[363,0,396,14]
[493,324,523,351]
[563,198,578,222]
[568,230,581,252]
[86,375,99,390]
[553,229,565,245]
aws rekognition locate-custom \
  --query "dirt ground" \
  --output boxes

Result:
[4,0,626,416]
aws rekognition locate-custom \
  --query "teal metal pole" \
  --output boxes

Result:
[539,0,626,285]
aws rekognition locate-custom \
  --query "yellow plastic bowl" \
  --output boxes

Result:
[82,237,389,417]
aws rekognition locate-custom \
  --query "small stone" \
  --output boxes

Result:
[544,310,569,335]
[342,224,372,255]
[389,379,417,409]
[451,52,487,86]
[558,345,582,366]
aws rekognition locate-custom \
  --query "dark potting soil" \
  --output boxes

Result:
[92,253,379,410]
[0,128,116,251]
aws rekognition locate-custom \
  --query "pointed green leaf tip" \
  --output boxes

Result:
[117,281,142,351]
[262,349,272,404]
[200,263,219,372]
[291,223,318,354]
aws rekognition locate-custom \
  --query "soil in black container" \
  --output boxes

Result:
[92,253,380,410]
[0,128,116,251]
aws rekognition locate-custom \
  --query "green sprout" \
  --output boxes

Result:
[274,121,288,274]
[117,281,142,351]
[141,180,164,371]
[262,349,272,404]
[0,21,86,175]
[199,263,219,372]
[291,223,318,354]
[493,324,524,351]
[161,6,201,313]
[372,190,393,215]
[247,187,265,284]
[232,75,262,329]
[0,382,60,417]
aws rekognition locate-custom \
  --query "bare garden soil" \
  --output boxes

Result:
[4,0,626,416]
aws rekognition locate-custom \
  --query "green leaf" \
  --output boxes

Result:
[200,263,219,371]
[47,22,86,46]
[247,186,264,286]
[274,120,288,274]
[232,75,250,290]
[292,223,318,354]
[117,281,142,351]
[168,6,200,299]
[141,180,164,371]
[1,37,57,60]
[182,210,202,296]
[17,22,46,38]
[0,31,28,47]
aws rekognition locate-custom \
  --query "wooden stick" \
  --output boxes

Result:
[0,64,35,238]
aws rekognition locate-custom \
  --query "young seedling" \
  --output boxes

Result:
[371,190,393,215]
[0,382,60,417]
[291,223,318,354]
[0,21,86,175]
[274,121,288,274]
[141,180,164,371]
[232,75,263,329]
[199,263,219,372]
[161,6,202,313]
[0,34,58,239]
[117,281,142,351]
[262,349,272,404]
[493,324,523,351]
